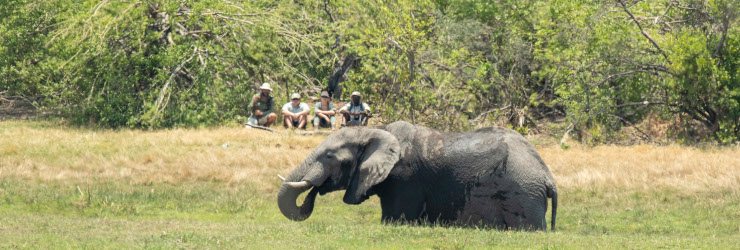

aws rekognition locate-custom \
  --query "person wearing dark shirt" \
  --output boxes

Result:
[339,91,371,126]
[247,83,277,127]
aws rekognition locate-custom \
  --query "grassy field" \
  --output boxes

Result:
[1,120,739,248]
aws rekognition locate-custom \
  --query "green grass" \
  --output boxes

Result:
[1,120,739,248]
[1,179,738,249]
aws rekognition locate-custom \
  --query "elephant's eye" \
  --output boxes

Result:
[326,154,335,159]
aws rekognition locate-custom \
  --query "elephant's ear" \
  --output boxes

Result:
[344,129,401,204]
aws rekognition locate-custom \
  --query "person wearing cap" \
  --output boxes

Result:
[313,91,336,130]
[282,93,310,129]
[339,91,371,126]
[247,83,277,127]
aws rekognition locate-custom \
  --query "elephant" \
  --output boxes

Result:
[277,121,558,231]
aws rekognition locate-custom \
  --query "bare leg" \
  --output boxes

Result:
[297,114,307,129]
[362,117,370,126]
[265,113,277,126]
[318,113,330,125]
[284,116,293,128]
[342,113,350,127]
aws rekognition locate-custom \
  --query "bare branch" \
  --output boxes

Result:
[618,0,672,64]
[388,37,404,52]
[654,2,673,25]
[200,12,261,17]
[713,11,731,59]
[152,46,198,121]
[323,0,335,23]
[607,114,652,142]
[210,13,255,25]
[418,60,451,71]
[471,105,511,125]
[185,30,212,36]
[561,115,582,146]
[590,101,668,118]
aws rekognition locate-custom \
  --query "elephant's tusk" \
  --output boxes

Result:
[284,181,311,189]
[277,174,286,181]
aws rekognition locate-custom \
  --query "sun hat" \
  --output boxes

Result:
[259,83,272,91]
[321,91,330,98]
[291,93,301,100]
[350,91,361,97]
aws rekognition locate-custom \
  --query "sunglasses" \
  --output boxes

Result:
[292,98,299,101]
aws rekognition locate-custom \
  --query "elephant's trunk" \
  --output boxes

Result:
[277,181,319,221]
[277,156,330,221]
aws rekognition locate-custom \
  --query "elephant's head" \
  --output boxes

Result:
[277,128,401,221]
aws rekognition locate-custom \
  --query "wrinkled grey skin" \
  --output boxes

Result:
[277,121,558,231]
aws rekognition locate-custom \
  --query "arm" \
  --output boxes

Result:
[298,103,310,116]
[339,104,350,114]
[282,108,294,117]
[314,103,324,115]
[281,103,294,117]
[359,103,371,115]
[316,104,330,120]
[248,95,259,113]
[325,103,336,116]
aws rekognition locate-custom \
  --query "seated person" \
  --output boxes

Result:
[339,91,371,127]
[247,83,277,127]
[313,91,336,130]
[282,93,310,129]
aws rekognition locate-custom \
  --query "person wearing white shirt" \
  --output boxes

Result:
[282,93,310,129]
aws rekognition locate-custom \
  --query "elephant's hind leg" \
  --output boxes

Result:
[502,196,546,231]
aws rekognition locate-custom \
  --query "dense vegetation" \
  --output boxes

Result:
[1,0,738,143]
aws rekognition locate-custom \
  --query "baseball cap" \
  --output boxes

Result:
[321,91,330,97]
[290,93,301,100]
[350,91,361,97]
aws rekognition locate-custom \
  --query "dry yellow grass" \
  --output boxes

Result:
[540,143,740,193]
[2,120,739,194]
[0,122,323,193]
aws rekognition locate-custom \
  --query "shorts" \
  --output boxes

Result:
[313,116,336,128]
[247,115,269,126]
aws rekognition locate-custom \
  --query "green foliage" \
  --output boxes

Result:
[1,0,738,142]
[3,0,334,128]
[533,0,739,143]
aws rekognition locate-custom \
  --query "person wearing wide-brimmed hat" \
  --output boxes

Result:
[247,83,277,127]
[313,91,336,130]
[282,93,310,129]
[339,91,371,126]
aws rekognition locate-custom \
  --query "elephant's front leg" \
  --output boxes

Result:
[378,186,425,224]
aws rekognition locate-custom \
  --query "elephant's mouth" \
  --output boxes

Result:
[316,167,355,196]
[278,164,361,221]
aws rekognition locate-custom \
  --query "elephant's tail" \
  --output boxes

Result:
[548,186,558,232]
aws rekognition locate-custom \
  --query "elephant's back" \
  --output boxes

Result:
[467,126,553,177]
